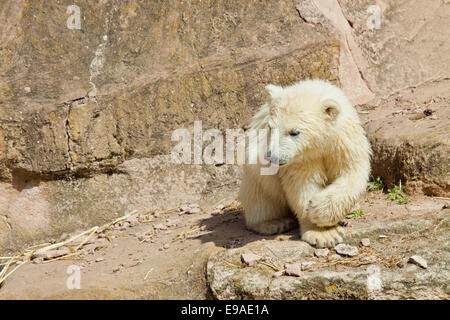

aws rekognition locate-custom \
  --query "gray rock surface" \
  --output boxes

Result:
[335,244,359,257]
[207,212,450,300]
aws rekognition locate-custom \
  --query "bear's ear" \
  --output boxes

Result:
[265,84,283,99]
[321,98,340,121]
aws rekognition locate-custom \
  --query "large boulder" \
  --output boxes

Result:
[207,212,450,300]
[0,1,340,251]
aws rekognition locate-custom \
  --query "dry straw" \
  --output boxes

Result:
[0,210,138,286]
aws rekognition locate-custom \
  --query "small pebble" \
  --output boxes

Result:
[284,263,302,277]
[153,223,167,230]
[335,244,359,257]
[361,255,376,263]
[301,261,316,270]
[379,234,387,239]
[241,253,262,267]
[408,255,427,269]
[272,270,284,278]
[95,257,105,262]
[189,207,202,214]
[32,257,44,264]
[361,238,371,247]
[32,247,71,260]
[126,216,139,227]
[112,265,123,272]
[165,218,179,227]
[409,113,426,120]
[163,243,170,249]
[180,205,190,212]
[314,248,329,257]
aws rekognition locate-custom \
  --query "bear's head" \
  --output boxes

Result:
[260,79,353,166]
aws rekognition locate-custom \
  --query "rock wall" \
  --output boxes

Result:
[1,0,449,252]
[0,0,341,251]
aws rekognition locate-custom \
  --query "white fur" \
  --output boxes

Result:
[239,79,372,248]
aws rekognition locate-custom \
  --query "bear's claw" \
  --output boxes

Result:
[300,224,345,248]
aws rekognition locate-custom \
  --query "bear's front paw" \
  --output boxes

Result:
[300,224,345,248]
[307,194,338,227]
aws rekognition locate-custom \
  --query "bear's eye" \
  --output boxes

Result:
[289,128,301,136]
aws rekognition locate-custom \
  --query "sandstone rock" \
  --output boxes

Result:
[363,80,450,197]
[0,0,341,253]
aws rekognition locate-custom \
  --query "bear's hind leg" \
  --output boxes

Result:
[242,196,297,235]
[247,216,297,235]
[239,172,296,235]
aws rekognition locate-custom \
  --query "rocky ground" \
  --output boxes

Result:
[0,190,448,300]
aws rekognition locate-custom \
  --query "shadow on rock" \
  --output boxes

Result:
[194,208,300,249]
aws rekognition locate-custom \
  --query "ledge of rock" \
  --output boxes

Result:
[361,79,450,197]
[207,212,449,300]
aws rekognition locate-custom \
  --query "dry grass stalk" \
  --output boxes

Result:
[172,225,204,242]
[259,260,283,271]
[144,268,154,280]
[139,233,156,243]
[44,251,83,263]
[97,210,138,233]
[0,210,139,286]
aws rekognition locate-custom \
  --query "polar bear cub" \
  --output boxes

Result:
[238,79,371,248]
